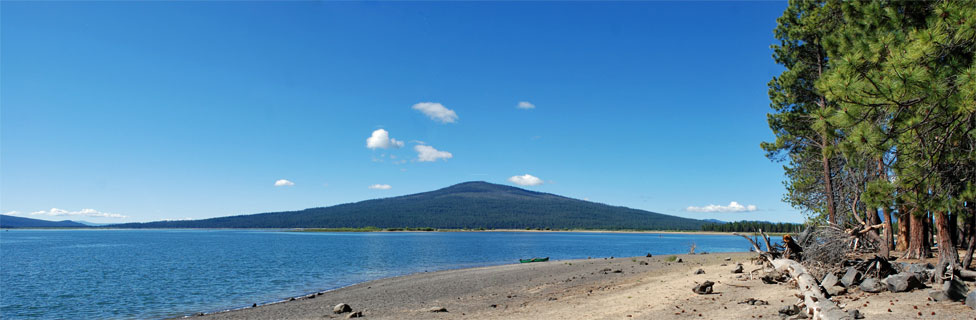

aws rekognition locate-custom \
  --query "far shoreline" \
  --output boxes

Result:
[2,227,789,236]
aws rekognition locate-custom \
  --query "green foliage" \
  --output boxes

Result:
[665,256,677,262]
[701,221,804,233]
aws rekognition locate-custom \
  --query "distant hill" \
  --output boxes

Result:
[112,181,706,230]
[0,215,89,228]
[702,219,726,224]
[73,220,111,227]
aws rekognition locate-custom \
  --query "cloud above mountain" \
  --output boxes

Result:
[412,102,458,123]
[415,145,453,162]
[508,174,543,186]
[366,129,404,149]
[685,201,757,213]
[30,208,127,219]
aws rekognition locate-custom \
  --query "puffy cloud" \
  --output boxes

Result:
[368,184,392,190]
[366,129,404,149]
[30,208,127,219]
[412,102,458,123]
[517,101,536,109]
[686,202,758,213]
[508,174,543,186]
[274,179,295,187]
[2,211,19,215]
[415,145,453,162]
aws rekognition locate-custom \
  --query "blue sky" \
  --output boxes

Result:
[0,1,801,224]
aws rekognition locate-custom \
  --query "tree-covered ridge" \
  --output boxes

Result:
[0,214,89,228]
[111,181,706,230]
[701,220,805,233]
[764,0,975,270]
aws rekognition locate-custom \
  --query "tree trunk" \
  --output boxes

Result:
[905,210,930,259]
[897,204,910,251]
[963,202,975,270]
[882,207,893,258]
[934,211,959,281]
[821,139,836,225]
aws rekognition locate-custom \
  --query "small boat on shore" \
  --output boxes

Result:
[519,257,549,263]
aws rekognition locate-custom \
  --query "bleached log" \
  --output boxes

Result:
[771,258,851,320]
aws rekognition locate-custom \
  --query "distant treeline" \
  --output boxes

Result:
[701,221,804,233]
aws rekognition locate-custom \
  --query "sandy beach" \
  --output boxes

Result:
[192,252,975,320]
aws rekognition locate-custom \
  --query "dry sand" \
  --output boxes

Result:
[194,252,976,320]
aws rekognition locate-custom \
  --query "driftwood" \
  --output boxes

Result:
[771,258,851,320]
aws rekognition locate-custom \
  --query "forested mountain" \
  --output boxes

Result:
[111,181,705,230]
[0,215,89,228]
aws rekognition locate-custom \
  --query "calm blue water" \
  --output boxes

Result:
[0,229,771,319]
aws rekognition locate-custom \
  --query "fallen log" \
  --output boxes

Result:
[771,258,851,320]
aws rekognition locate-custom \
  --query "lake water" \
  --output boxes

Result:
[0,229,773,319]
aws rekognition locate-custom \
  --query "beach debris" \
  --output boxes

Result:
[732,263,744,274]
[824,286,847,296]
[738,298,768,305]
[195,312,205,316]
[333,303,352,314]
[612,269,623,273]
[821,273,839,288]
[428,306,448,313]
[346,311,363,318]
[778,304,800,316]
[694,269,705,275]
[639,261,649,265]
[884,274,924,292]
[840,268,862,288]
[692,281,714,294]
[928,277,967,301]
[306,294,316,299]
[724,257,732,261]
[966,291,976,309]
[859,278,885,293]
[548,297,558,301]
[847,309,864,319]
[646,253,653,257]
[761,270,788,284]
[676,258,683,263]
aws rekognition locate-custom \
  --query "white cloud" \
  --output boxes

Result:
[30,208,127,219]
[2,211,19,215]
[368,184,392,190]
[274,179,295,187]
[366,129,404,150]
[685,202,758,213]
[508,174,543,186]
[517,101,535,109]
[415,145,453,162]
[412,102,458,124]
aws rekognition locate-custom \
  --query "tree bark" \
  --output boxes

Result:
[934,211,959,281]
[963,202,975,270]
[897,204,910,251]
[905,210,930,259]
[881,207,893,258]
[821,145,836,225]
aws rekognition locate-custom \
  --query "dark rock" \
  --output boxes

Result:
[859,278,884,293]
[306,294,316,299]
[639,261,649,265]
[884,274,923,292]
[646,253,653,257]
[739,298,768,305]
[612,269,623,273]
[333,303,352,314]
[943,278,968,301]
[966,291,976,310]
[732,264,744,274]
[848,309,864,319]
[346,311,363,318]
[692,281,714,294]
[905,263,933,282]
[724,257,732,261]
[694,269,705,275]
[251,303,257,308]
[676,258,683,263]
[825,286,847,296]
[778,304,800,316]
[428,307,448,313]
[841,268,862,288]
[821,273,839,288]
